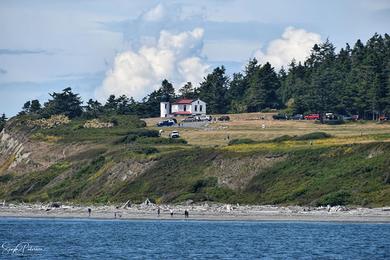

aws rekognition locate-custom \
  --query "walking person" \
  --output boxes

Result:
[170,209,174,217]
[157,207,160,217]
[88,208,91,217]
[184,210,189,218]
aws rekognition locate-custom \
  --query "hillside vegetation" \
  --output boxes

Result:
[0,114,389,207]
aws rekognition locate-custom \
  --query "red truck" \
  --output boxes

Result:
[304,114,320,120]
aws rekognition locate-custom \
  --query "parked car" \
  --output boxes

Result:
[325,113,336,120]
[379,115,388,121]
[273,113,289,120]
[199,115,212,121]
[304,114,320,120]
[182,116,195,122]
[351,115,359,121]
[218,115,230,121]
[343,114,359,121]
[157,119,175,127]
[291,114,303,120]
[170,131,180,138]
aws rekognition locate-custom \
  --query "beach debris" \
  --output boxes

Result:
[142,198,153,206]
[50,202,61,208]
[122,200,132,209]
[226,204,232,213]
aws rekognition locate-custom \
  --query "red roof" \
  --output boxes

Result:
[173,111,192,115]
[173,98,193,104]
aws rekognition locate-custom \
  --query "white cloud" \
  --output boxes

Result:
[254,27,321,69]
[96,28,210,101]
[141,3,167,22]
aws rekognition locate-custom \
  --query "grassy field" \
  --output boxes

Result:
[1,112,389,206]
[144,112,390,147]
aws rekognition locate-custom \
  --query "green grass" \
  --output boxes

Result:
[30,115,147,143]
[2,115,390,207]
[245,142,390,206]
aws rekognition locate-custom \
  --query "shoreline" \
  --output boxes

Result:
[1,203,390,223]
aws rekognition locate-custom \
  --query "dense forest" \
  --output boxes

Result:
[11,33,390,121]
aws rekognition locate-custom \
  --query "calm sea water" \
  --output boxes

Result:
[0,218,389,259]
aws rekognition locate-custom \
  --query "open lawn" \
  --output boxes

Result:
[143,112,390,147]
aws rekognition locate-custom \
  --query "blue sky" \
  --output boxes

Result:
[0,0,389,116]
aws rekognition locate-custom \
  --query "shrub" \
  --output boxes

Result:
[133,146,159,155]
[317,191,351,206]
[83,119,114,129]
[120,129,160,143]
[323,119,344,125]
[137,137,187,145]
[191,177,218,193]
[0,174,12,183]
[294,132,331,141]
[272,135,294,142]
[228,138,257,145]
[27,115,70,129]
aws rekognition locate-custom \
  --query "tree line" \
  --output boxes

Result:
[15,33,390,120]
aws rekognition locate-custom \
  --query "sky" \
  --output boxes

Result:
[0,0,389,116]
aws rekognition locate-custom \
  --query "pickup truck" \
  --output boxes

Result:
[304,114,320,120]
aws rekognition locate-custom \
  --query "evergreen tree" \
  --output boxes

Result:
[228,72,248,113]
[198,66,229,114]
[84,99,103,118]
[42,87,83,118]
[0,113,7,132]
[179,82,196,99]
[244,62,281,112]
[22,101,31,114]
[160,79,176,102]
[30,100,41,113]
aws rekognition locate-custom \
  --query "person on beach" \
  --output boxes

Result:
[157,207,160,217]
[88,208,91,217]
[170,209,174,217]
[184,210,189,218]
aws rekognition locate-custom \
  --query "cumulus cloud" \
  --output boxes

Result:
[254,27,321,69]
[96,28,209,101]
[141,3,167,22]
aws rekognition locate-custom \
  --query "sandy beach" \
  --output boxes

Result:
[1,202,390,222]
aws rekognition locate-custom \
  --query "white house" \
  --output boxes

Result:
[160,98,207,118]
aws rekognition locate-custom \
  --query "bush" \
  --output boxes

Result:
[228,138,257,145]
[27,115,70,129]
[120,129,160,143]
[323,119,344,125]
[271,132,331,143]
[317,191,351,206]
[192,177,218,193]
[132,146,159,155]
[137,137,187,145]
[294,132,331,141]
[0,174,12,183]
[272,135,294,142]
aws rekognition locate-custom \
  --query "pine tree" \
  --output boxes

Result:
[0,113,7,131]
[198,66,229,114]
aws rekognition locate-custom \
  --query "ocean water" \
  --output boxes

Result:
[0,218,389,259]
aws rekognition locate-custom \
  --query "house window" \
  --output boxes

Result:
[184,105,187,111]
[195,105,198,112]
[200,105,203,112]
